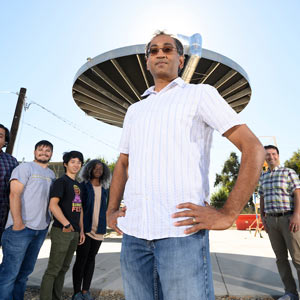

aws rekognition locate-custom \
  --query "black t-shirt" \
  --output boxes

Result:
[50,174,82,232]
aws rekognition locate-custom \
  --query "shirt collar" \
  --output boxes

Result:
[141,77,186,97]
[267,165,281,172]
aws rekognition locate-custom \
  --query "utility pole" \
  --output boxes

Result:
[6,87,26,155]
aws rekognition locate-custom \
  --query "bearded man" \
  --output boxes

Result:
[0,140,55,300]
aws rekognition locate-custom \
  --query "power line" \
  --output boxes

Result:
[0,91,18,95]
[1,90,119,151]
[23,121,81,147]
[25,98,118,151]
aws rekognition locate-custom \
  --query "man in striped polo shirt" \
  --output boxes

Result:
[107,30,265,300]
[259,145,300,300]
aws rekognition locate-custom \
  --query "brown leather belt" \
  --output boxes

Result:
[266,211,293,217]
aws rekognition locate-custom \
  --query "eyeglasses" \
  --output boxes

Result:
[147,46,177,56]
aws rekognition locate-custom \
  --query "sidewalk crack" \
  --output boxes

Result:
[214,252,229,296]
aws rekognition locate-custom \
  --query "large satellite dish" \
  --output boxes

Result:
[72,44,251,127]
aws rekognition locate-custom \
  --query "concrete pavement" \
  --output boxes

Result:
[0,229,298,297]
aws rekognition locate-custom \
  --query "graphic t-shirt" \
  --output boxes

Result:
[50,174,82,232]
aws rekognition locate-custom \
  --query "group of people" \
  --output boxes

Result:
[0,30,300,300]
[0,124,111,300]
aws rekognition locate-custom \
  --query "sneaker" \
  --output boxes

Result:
[72,292,84,300]
[278,293,299,300]
[82,291,94,300]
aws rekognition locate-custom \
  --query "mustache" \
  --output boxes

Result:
[35,159,50,163]
[35,156,51,164]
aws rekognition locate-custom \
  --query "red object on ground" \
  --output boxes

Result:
[236,214,264,230]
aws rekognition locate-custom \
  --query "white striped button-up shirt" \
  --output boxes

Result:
[118,77,242,239]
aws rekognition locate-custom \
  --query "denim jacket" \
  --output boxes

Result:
[81,181,108,234]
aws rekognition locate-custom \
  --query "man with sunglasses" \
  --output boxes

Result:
[107,30,265,300]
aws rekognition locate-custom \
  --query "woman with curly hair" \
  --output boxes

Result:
[72,159,111,300]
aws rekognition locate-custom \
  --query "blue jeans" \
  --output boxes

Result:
[0,226,48,300]
[120,230,214,300]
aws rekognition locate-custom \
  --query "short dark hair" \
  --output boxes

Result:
[63,151,84,172]
[264,145,279,155]
[145,30,184,58]
[0,124,10,147]
[35,140,53,151]
[79,159,111,189]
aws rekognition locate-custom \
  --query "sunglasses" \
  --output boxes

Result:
[147,46,177,56]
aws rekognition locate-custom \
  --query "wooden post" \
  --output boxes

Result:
[6,87,26,155]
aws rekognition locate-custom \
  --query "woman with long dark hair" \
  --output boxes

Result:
[72,159,111,300]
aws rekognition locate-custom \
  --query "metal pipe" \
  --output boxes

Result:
[178,33,202,83]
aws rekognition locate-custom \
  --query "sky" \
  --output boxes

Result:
[1,0,300,192]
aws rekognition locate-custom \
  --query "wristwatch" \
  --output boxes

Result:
[64,224,71,229]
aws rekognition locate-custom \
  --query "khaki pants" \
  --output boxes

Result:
[40,226,79,300]
[266,215,300,295]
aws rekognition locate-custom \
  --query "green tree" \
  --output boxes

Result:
[107,159,117,174]
[97,156,117,173]
[284,149,300,176]
[211,152,254,212]
[214,152,240,193]
[210,186,228,209]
